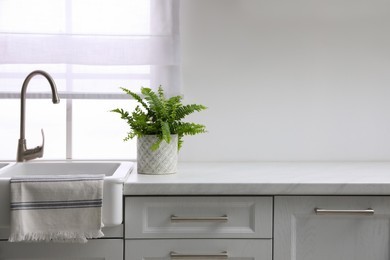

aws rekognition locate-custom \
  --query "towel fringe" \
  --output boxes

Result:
[8,230,104,243]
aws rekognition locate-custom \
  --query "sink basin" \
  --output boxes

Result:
[0,161,134,228]
[0,163,9,169]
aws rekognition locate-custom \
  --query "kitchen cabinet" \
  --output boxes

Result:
[122,163,390,260]
[124,196,273,260]
[274,196,390,260]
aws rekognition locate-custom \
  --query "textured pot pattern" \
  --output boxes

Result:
[137,135,178,175]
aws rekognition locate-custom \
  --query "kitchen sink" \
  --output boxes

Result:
[0,163,9,169]
[0,161,134,228]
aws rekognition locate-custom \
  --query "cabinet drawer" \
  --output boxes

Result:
[125,239,272,260]
[125,196,272,238]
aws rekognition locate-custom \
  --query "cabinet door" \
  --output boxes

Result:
[125,239,271,260]
[0,239,122,260]
[274,196,390,260]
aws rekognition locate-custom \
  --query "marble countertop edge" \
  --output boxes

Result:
[124,162,390,195]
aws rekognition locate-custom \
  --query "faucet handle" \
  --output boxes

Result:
[30,129,45,156]
[30,129,44,158]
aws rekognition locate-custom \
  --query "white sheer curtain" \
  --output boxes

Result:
[0,0,180,160]
[0,0,180,97]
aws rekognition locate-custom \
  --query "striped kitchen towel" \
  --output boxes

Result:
[9,175,105,243]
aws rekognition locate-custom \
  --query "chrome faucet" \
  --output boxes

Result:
[17,70,60,162]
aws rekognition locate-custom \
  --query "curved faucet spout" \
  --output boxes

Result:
[17,70,60,162]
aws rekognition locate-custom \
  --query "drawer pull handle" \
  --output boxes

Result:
[170,251,228,259]
[170,215,228,223]
[315,208,374,215]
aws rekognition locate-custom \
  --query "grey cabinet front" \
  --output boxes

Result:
[274,196,390,260]
[125,196,273,239]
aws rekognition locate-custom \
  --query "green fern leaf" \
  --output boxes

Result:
[119,87,150,112]
[176,122,207,136]
[178,136,184,150]
[176,104,207,120]
[141,87,168,120]
[161,121,171,144]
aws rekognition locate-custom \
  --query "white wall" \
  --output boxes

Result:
[179,0,390,161]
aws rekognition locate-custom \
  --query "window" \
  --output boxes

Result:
[0,0,180,160]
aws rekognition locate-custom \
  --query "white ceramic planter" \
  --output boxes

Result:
[137,135,178,175]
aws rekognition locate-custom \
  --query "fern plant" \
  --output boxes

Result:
[111,86,207,151]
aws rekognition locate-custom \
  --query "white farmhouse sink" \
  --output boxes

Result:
[0,163,10,169]
[0,161,134,228]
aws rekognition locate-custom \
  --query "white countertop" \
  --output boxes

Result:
[124,162,390,195]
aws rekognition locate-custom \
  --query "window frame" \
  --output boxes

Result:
[0,0,180,160]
